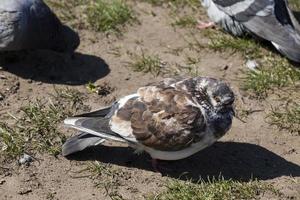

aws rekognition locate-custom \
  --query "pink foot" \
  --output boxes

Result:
[197,20,215,29]
[151,159,172,172]
[151,159,159,172]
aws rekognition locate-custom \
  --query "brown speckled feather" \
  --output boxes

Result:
[111,81,205,151]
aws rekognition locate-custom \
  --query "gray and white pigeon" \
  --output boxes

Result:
[200,0,300,62]
[62,77,235,169]
[0,0,79,52]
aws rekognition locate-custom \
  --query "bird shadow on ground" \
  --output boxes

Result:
[66,141,300,183]
[0,50,110,85]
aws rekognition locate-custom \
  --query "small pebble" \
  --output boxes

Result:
[223,65,229,70]
[19,154,33,165]
[0,93,4,101]
[0,75,6,79]
[4,171,12,177]
[246,59,259,71]
[17,188,32,195]
[0,179,5,185]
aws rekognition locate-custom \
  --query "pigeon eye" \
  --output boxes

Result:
[214,96,221,102]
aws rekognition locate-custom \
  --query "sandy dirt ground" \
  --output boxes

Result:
[0,1,299,200]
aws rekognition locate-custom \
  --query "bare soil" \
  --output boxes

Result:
[0,2,299,200]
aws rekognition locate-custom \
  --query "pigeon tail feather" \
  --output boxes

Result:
[272,41,300,62]
[64,117,126,143]
[62,132,105,156]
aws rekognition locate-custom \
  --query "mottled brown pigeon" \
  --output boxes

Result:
[62,77,235,169]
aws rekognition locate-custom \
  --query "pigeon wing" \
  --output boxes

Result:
[212,0,300,61]
[0,11,22,50]
[0,0,26,50]
[110,83,206,151]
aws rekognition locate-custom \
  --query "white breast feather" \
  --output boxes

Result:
[142,129,216,160]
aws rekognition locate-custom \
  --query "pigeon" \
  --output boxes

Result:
[62,77,235,169]
[200,0,300,62]
[0,0,79,52]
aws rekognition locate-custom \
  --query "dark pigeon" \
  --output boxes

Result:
[201,0,300,62]
[0,0,79,52]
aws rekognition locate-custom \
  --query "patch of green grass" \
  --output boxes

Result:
[172,15,197,28]
[267,102,300,135]
[243,56,300,97]
[149,178,279,200]
[290,0,300,10]
[51,87,87,111]
[142,0,199,8]
[45,0,85,23]
[0,88,88,159]
[180,56,201,77]
[87,0,135,32]
[129,52,164,76]
[86,82,115,96]
[86,82,98,93]
[0,123,23,158]
[183,65,201,77]
[87,161,115,178]
[0,100,66,158]
[20,101,67,154]
[208,32,261,58]
[83,161,126,199]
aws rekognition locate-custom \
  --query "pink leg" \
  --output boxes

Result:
[151,159,159,172]
[151,159,172,172]
[197,20,215,29]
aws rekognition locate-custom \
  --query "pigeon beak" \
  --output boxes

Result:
[223,97,234,106]
[232,108,236,117]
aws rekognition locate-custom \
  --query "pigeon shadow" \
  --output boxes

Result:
[66,142,300,182]
[0,50,110,85]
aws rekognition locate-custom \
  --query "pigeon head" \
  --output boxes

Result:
[207,81,235,113]
[194,78,235,113]
[50,25,80,53]
[192,78,235,139]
